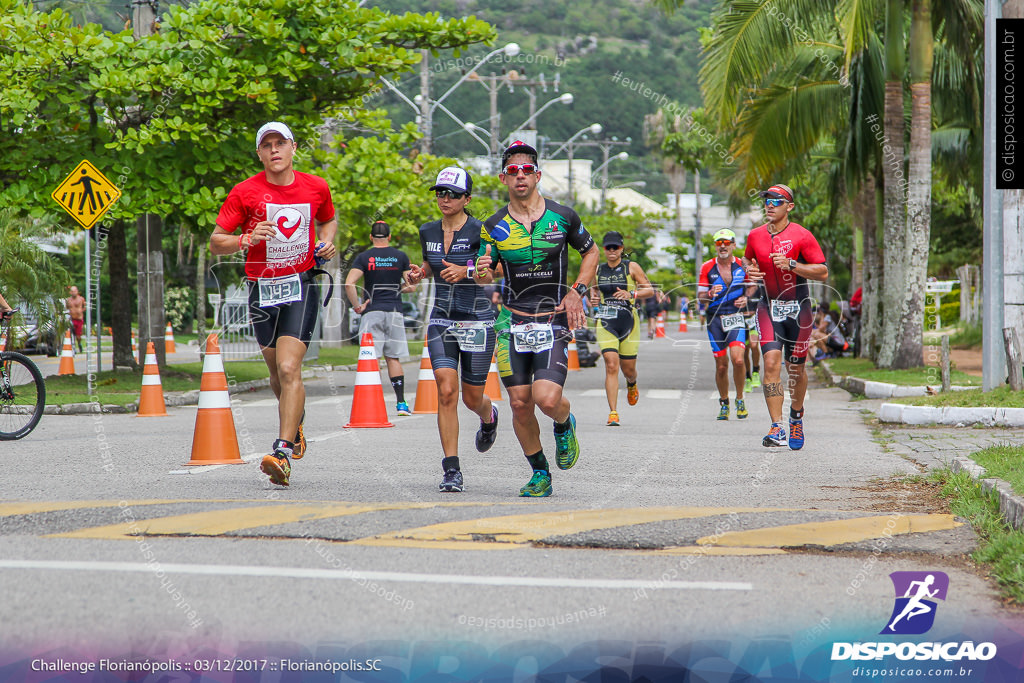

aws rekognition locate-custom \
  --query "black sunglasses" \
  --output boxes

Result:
[435,189,467,199]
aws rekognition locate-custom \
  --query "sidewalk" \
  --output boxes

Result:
[822,361,1024,532]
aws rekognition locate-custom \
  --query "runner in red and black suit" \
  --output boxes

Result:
[210,121,337,487]
[743,183,828,451]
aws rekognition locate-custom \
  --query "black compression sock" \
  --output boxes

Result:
[442,456,460,472]
[554,417,572,433]
[390,375,406,403]
[790,407,804,420]
[526,451,549,473]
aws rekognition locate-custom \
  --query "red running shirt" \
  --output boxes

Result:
[217,171,335,281]
[743,222,825,301]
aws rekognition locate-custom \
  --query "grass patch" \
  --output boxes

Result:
[925,323,983,350]
[969,444,1024,495]
[937,469,1024,605]
[889,385,1024,409]
[42,361,269,406]
[826,357,982,387]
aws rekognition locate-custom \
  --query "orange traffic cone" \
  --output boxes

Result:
[655,311,666,338]
[345,333,394,428]
[678,317,688,332]
[412,336,438,414]
[57,329,76,375]
[185,334,244,465]
[567,332,581,371]
[137,341,168,417]
[484,353,503,401]
[164,322,176,354]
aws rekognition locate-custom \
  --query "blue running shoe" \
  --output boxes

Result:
[717,400,729,420]
[396,401,412,416]
[789,418,804,450]
[519,470,552,497]
[762,422,787,448]
[736,398,748,419]
[553,413,579,470]
[439,469,464,492]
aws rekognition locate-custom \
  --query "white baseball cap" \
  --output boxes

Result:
[429,166,472,194]
[255,121,294,148]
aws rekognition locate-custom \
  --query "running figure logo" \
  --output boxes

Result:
[881,571,949,635]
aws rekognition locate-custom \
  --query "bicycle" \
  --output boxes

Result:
[0,310,46,440]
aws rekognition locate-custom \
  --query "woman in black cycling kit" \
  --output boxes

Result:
[406,167,499,493]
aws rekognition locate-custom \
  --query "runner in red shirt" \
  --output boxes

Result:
[209,121,337,487]
[743,183,828,451]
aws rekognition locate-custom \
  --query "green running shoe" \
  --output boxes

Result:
[717,400,729,420]
[553,413,579,470]
[519,470,552,497]
[750,371,761,389]
[736,398,748,419]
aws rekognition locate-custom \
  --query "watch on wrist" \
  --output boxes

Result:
[572,283,588,299]
[466,259,475,277]
[788,259,798,271]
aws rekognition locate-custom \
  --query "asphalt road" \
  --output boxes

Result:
[3,326,1021,681]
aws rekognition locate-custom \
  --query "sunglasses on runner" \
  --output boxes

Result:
[604,245,622,250]
[502,164,537,176]
[764,198,787,207]
[714,239,733,246]
[435,189,466,199]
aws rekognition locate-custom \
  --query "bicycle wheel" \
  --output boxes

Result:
[0,351,46,440]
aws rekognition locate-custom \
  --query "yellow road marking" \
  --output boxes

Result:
[696,514,962,548]
[49,502,506,540]
[353,506,793,547]
[653,546,788,556]
[0,500,198,516]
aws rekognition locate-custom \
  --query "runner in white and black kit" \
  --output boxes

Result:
[210,121,337,487]
[405,167,498,493]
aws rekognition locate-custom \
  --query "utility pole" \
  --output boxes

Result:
[133,0,167,367]
[419,50,431,154]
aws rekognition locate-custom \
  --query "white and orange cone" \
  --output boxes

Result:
[164,322,176,354]
[131,330,138,361]
[567,332,581,371]
[137,341,168,417]
[655,311,666,338]
[678,316,688,332]
[185,334,244,465]
[57,329,76,375]
[412,335,437,414]
[345,333,394,428]
[484,353,503,401]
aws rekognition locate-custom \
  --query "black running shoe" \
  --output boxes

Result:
[475,405,499,453]
[439,469,464,492]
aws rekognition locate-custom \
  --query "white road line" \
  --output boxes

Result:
[0,560,752,591]
[647,389,682,400]
[580,389,607,397]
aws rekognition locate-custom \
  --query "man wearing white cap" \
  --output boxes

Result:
[210,121,337,487]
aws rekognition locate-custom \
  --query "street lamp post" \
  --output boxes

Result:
[551,123,602,206]
[592,151,629,211]
[510,92,573,133]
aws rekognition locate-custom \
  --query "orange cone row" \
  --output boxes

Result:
[185,334,244,465]
[412,336,437,414]
[137,341,167,417]
[655,311,666,338]
[57,329,76,375]
[678,317,688,332]
[346,333,394,428]
[165,322,176,354]
[484,353,503,401]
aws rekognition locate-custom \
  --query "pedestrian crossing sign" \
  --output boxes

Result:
[50,160,122,229]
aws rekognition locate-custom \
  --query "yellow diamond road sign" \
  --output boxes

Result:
[51,160,121,230]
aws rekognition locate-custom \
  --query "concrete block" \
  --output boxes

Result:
[891,385,929,397]
[901,405,940,425]
[863,381,895,398]
[942,407,997,427]
[997,408,1024,428]
[877,403,905,423]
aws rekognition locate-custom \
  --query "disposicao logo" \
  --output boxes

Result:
[831,571,997,663]
[882,571,948,635]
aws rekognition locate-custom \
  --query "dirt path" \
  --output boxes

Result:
[924,345,982,377]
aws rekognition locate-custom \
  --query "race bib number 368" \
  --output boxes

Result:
[511,322,554,353]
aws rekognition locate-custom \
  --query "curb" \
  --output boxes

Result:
[817,361,1014,427]
[951,456,1024,531]
[42,364,360,415]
